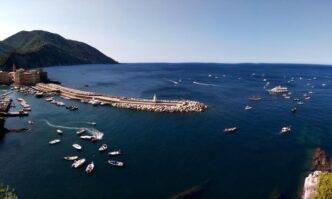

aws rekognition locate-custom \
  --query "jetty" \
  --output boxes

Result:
[32,83,207,113]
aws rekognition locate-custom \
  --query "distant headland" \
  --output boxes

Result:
[0,30,118,71]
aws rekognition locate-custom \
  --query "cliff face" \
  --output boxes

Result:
[0,30,118,70]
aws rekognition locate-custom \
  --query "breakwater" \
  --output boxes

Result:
[32,83,207,113]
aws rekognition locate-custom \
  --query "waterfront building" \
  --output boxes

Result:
[0,64,47,85]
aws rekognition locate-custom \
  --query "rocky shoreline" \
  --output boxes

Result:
[302,148,332,199]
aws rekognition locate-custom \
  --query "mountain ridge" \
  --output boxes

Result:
[0,30,118,70]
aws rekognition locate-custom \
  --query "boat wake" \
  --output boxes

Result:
[42,119,102,136]
[164,78,179,85]
[192,81,220,87]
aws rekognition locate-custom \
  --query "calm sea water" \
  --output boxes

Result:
[0,63,331,199]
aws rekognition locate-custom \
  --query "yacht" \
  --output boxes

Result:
[268,86,288,94]
[72,159,85,168]
[86,162,95,174]
[49,139,61,145]
[64,156,78,161]
[72,144,82,150]
[108,160,124,167]
[98,144,108,152]
[56,129,63,134]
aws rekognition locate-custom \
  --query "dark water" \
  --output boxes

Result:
[0,63,331,199]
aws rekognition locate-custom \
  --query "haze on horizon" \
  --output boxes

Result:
[1,0,331,65]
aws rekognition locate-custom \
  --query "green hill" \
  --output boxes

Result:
[0,30,118,71]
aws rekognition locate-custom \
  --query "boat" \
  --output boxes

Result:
[80,135,92,140]
[244,105,252,110]
[28,120,34,125]
[280,126,291,134]
[268,86,288,94]
[45,97,54,102]
[223,127,237,133]
[56,101,65,106]
[56,129,63,134]
[73,144,82,150]
[76,128,85,135]
[88,99,100,106]
[72,159,85,168]
[293,98,300,101]
[322,83,326,87]
[98,144,108,152]
[305,96,311,100]
[49,139,61,145]
[85,162,95,174]
[35,92,44,98]
[91,132,104,141]
[297,101,304,105]
[64,156,78,161]
[109,150,121,156]
[291,107,297,113]
[108,160,124,167]
[248,96,262,101]
[66,105,78,111]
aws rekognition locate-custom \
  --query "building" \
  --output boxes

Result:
[0,64,47,85]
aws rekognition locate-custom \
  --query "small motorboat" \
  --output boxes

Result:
[223,127,237,133]
[99,144,108,152]
[244,105,252,110]
[85,162,95,174]
[64,156,78,161]
[35,92,44,98]
[28,120,34,125]
[92,132,104,141]
[297,101,304,105]
[280,126,291,134]
[109,150,121,156]
[72,159,85,168]
[291,107,297,113]
[108,160,124,167]
[49,139,61,145]
[80,135,92,140]
[76,128,85,135]
[72,144,82,150]
[56,102,65,106]
[305,96,311,100]
[56,129,63,134]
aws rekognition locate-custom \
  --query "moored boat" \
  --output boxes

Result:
[248,96,262,101]
[109,150,121,156]
[244,105,252,110]
[49,139,61,145]
[72,158,85,168]
[99,144,108,152]
[76,128,85,135]
[108,160,124,167]
[80,135,92,140]
[73,143,82,150]
[56,129,63,134]
[64,156,78,161]
[85,162,95,174]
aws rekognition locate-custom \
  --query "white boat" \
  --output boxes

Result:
[280,126,291,134]
[109,150,121,156]
[45,97,54,101]
[244,106,252,110]
[108,160,124,167]
[99,144,108,152]
[88,99,100,106]
[248,96,262,101]
[322,83,326,87]
[64,156,78,161]
[56,101,65,106]
[297,101,304,105]
[76,128,85,135]
[72,159,85,168]
[91,132,104,141]
[85,162,95,174]
[28,120,34,125]
[72,144,82,150]
[49,139,61,145]
[56,129,63,134]
[223,127,237,133]
[268,86,288,94]
[80,135,92,140]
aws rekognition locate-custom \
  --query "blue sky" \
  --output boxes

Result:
[1,0,332,64]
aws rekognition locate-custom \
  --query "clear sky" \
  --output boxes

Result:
[1,0,332,64]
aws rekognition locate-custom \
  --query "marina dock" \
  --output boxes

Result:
[32,83,207,113]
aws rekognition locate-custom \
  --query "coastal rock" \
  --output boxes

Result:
[312,148,330,172]
[302,171,321,199]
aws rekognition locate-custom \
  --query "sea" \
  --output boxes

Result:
[0,63,331,199]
